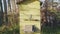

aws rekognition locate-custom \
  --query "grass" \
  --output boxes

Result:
[0,24,19,34]
[41,25,60,34]
[0,14,20,34]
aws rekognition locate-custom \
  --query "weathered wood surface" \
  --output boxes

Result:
[23,25,34,32]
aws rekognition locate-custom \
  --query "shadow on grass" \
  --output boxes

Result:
[41,25,60,34]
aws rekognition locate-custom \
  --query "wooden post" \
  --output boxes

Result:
[4,0,8,26]
[0,0,3,26]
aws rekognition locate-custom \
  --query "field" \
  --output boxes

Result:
[0,0,60,34]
